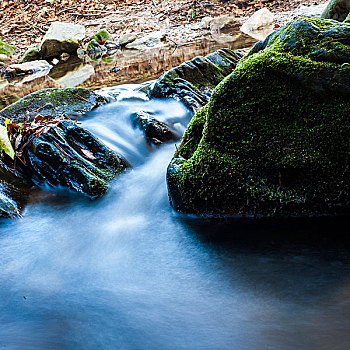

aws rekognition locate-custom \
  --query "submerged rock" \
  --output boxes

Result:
[149,48,247,112]
[167,17,350,217]
[131,111,178,145]
[39,22,85,59]
[52,64,95,88]
[0,87,107,121]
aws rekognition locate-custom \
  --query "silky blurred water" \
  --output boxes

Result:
[0,86,349,350]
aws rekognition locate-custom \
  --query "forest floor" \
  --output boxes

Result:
[1,0,326,60]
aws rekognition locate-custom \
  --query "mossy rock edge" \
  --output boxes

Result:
[0,87,108,120]
[167,17,350,217]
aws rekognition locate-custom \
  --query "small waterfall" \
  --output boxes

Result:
[0,84,349,350]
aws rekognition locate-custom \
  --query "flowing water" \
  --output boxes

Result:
[0,86,350,350]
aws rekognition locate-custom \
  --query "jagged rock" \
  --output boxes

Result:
[148,48,247,112]
[17,120,129,199]
[125,31,166,50]
[5,60,52,78]
[0,86,128,204]
[0,87,107,121]
[119,33,138,47]
[0,171,30,218]
[131,111,178,145]
[321,0,350,21]
[167,17,350,217]
[39,22,85,58]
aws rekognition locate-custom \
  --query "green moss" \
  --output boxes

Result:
[18,48,41,63]
[0,88,107,121]
[0,39,15,56]
[90,30,110,43]
[168,17,350,216]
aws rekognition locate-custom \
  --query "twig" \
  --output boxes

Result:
[174,137,193,158]
[166,37,178,47]
[74,94,94,105]
[312,37,350,48]
[53,141,73,159]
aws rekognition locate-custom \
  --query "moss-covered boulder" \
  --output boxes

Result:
[0,88,107,120]
[167,17,350,217]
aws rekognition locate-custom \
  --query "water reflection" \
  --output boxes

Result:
[0,34,256,110]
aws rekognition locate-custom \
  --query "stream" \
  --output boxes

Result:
[0,84,349,349]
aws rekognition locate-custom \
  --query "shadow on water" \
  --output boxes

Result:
[182,215,350,250]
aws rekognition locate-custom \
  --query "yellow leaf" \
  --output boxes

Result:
[0,125,15,160]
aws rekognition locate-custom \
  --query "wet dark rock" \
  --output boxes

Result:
[131,111,178,145]
[0,86,127,202]
[16,120,129,199]
[148,48,247,112]
[0,170,31,218]
[0,88,108,121]
[167,17,350,217]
